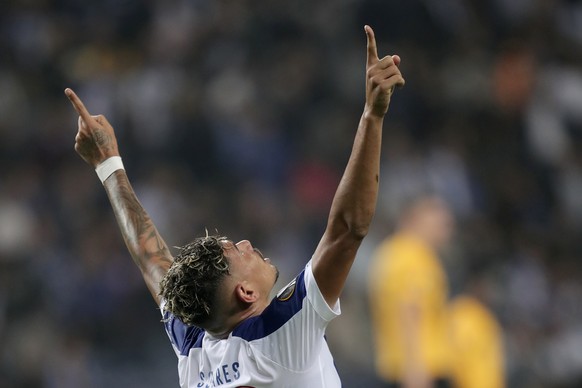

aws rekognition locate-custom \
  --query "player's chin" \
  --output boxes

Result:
[273,265,280,284]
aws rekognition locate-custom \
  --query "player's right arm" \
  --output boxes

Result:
[65,88,173,305]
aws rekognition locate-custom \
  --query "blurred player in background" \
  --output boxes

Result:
[369,195,505,388]
[369,195,455,388]
[448,270,505,388]
[65,25,404,387]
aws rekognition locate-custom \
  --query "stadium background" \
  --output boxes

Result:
[1,0,582,387]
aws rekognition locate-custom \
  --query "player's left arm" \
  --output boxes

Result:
[65,88,173,305]
[311,25,405,307]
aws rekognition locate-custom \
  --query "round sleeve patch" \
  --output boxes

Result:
[276,278,297,301]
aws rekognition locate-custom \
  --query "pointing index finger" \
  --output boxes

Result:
[64,88,93,124]
[365,25,379,66]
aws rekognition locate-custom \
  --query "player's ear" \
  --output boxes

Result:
[236,282,258,304]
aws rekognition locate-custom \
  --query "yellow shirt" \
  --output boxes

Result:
[449,295,505,388]
[369,233,451,381]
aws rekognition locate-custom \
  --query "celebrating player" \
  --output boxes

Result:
[65,25,404,387]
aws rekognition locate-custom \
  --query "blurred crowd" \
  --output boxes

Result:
[1,0,582,387]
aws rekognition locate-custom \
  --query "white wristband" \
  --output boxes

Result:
[95,156,124,184]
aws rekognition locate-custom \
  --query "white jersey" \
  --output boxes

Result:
[161,261,342,388]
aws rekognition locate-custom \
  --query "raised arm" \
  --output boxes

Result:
[65,88,173,305]
[311,26,405,306]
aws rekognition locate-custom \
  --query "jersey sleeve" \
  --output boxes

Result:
[304,260,341,321]
[232,260,340,370]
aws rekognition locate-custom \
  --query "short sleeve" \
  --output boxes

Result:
[304,260,341,321]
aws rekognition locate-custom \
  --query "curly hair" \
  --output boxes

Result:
[160,234,230,326]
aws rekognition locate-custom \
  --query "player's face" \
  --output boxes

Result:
[222,240,279,299]
[415,197,455,249]
[427,200,454,247]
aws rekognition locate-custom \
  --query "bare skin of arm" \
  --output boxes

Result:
[312,25,405,306]
[65,88,173,304]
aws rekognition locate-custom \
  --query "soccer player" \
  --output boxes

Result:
[65,25,404,387]
[369,195,454,388]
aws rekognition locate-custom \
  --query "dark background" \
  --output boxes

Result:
[1,0,582,387]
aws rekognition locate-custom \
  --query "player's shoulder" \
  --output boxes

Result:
[232,269,308,342]
[163,310,206,355]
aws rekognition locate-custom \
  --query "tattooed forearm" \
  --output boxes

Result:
[103,170,173,301]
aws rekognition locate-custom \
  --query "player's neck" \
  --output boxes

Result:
[205,300,269,339]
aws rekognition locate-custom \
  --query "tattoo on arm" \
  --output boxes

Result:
[105,172,173,298]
